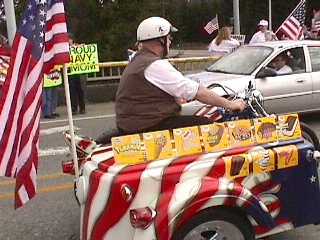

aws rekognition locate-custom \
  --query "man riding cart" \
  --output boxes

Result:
[62,17,320,240]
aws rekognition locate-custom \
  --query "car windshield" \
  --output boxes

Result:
[207,46,273,75]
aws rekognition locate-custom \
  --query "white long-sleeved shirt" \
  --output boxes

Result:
[208,38,240,56]
[249,31,267,44]
[144,59,199,101]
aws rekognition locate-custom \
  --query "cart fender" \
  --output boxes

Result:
[164,177,275,236]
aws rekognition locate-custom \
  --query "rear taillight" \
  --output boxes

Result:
[130,207,156,229]
[62,158,86,175]
[62,160,75,174]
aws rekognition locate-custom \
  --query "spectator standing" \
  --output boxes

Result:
[68,37,86,115]
[42,67,62,119]
[311,7,320,39]
[249,20,277,44]
[208,26,240,56]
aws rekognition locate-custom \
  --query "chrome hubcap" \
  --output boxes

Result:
[183,220,245,240]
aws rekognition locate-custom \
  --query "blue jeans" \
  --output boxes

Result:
[42,88,58,117]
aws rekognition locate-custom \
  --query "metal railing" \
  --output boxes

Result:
[87,56,219,82]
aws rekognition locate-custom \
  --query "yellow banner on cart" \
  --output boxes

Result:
[112,114,302,165]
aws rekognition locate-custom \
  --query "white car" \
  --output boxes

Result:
[183,40,320,114]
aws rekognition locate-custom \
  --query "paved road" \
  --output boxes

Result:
[0,102,320,240]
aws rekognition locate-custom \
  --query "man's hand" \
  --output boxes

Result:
[228,99,246,112]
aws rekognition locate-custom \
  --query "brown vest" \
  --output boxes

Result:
[116,50,180,133]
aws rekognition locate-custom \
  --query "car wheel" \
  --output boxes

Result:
[300,122,320,151]
[74,181,80,206]
[172,208,255,240]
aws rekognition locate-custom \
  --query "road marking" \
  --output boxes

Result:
[40,114,115,125]
[39,146,69,157]
[0,172,72,187]
[40,125,80,136]
[0,183,74,201]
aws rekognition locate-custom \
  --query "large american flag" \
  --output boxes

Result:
[275,0,305,40]
[204,15,219,35]
[0,0,70,208]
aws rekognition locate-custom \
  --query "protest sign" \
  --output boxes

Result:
[68,43,99,75]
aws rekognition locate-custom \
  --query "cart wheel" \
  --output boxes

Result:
[172,208,254,240]
[300,122,320,150]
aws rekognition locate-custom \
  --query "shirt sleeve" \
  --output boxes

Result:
[144,59,199,101]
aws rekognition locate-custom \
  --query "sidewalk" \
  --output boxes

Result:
[41,102,115,123]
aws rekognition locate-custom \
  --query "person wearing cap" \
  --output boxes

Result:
[249,19,277,44]
[115,17,246,135]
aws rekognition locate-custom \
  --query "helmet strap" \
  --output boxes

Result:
[158,36,168,58]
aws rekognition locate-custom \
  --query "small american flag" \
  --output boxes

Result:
[0,0,70,208]
[276,0,305,40]
[204,15,219,35]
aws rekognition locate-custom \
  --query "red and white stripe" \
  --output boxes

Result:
[78,143,294,239]
[279,16,303,40]
[44,1,69,73]
[0,0,69,208]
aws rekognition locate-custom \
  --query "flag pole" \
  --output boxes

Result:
[63,64,79,179]
[275,0,304,34]
[269,0,272,31]
[3,0,17,46]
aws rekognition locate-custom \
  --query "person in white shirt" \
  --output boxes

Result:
[249,19,277,44]
[270,53,293,75]
[115,17,246,134]
[208,26,240,56]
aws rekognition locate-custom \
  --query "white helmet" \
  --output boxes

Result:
[137,17,178,42]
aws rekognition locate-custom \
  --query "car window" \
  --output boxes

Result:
[308,46,320,72]
[267,47,306,75]
[206,46,273,75]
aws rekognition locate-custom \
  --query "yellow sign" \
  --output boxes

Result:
[44,68,62,88]
[228,119,255,148]
[143,130,174,161]
[224,154,250,179]
[68,43,99,75]
[111,134,146,165]
[201,123,229,152]
[173,126,203,157]
[277,114,301,141]
[253,117,277,144]
[251,149,276,174]
[275,145,299,169]
[0,54,10,83]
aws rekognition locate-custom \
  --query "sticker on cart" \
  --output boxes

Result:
[224,154,250,179]
[277,114,301,141]
[228,119,254,148]
[253,117,278,144]
[143,130,174,161]
[111,134,146,165]
[251,149,276,174]
[274,145,299,169]
[200,123,229,152]
[173,126,202,157]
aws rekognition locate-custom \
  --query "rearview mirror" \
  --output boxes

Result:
[256,67,277,78]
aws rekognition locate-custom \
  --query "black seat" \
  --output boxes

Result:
[95,127,123,145]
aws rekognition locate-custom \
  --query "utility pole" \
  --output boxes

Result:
[268,0,272,30]
[233,0,240,34]
[3,0,16,46]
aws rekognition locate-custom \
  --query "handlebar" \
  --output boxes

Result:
[208,82,269,118]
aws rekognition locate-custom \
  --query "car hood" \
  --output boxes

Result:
[187,71,252,90]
